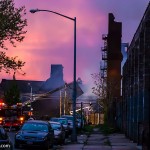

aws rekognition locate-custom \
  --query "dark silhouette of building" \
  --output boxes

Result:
[0,64,83,118]
[107,13,122,97]
[40,64,65,91]
[101,13,122,126]
[121,3,150,147]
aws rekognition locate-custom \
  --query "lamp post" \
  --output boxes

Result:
[28,83,33,117]
[30,9,77,142]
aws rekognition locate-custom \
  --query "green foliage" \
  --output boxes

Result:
[0,51,25,74]
[0,0,27,74]
[0,0,27,50]
[99,124,120,135]
[91,72,119,125]
[82,125,94,133]
[91,73,108,116]
[4,80,21,106]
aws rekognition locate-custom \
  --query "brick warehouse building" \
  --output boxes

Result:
[101,7,150,148]
[121,3,150,147]
[101,13,122,126]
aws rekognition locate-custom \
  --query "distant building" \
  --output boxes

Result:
[0,64,83,118]
[40,64,65,91]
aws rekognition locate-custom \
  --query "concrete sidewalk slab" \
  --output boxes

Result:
[60,128,139,150]
[108,133,126,137]
[88,134,105,138]
[86,141,107,145]
[87,134,106,141]
[83,145,111,150]
[77,134,87,144]
[109,139,131,143]
[112,145,138,150]
[86,134,108,145]
[61,144,84,150]
[111,143,137,146]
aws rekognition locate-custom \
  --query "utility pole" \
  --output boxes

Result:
[30,9,77,142]
[60,90,62,117]
[64,85,67,115]
[81,102,83,129]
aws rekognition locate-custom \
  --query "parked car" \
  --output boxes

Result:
[28,117,34,121]
[61,115,78,133]
[50,117,70,137]
[49,121,65,145]
[61,115,74,133]
[14,120,54,149]
[76,118,81,129]
[0,126,13,150]
[76,118,85,129]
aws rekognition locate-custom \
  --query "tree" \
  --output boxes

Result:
[91,73,107,122]
[4,74,21,106]
[0,0,27,73]
[0,51,25,74]
[0,0,27,49]
[91,72,119,124]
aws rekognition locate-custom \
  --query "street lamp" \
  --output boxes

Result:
[30,9,77,142]
[28,83,33,117]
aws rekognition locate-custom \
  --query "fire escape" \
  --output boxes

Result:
[100,34,108,78]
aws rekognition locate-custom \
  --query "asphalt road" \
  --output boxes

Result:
[8,131,21,150]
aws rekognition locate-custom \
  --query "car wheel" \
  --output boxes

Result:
[65,133,69,138]
[62,138,65,145]
[50,143,53,148]
[43,142,50,150]
[14,143,19,149]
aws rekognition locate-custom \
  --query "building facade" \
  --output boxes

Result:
[0,64,83,118]
[101,13,122,126]
[121,3,150,144]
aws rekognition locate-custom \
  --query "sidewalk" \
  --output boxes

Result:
[60,128,140,150]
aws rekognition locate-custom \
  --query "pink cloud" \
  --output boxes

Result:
[1,0,149,92]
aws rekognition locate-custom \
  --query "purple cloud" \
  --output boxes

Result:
[1,0,149,89]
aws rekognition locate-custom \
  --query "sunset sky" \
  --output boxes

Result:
[0,0,149,89]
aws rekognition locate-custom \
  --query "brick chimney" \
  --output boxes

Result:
[50,64,63,80]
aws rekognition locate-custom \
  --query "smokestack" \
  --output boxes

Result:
[51,64,63,80]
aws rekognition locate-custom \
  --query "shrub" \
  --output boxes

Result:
[99,124,120,135]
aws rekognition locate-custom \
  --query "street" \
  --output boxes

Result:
[7,128,140,150]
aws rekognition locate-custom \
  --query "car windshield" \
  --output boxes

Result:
[50,118,58,122]
[51,123,61,130]
[22,123,48,132]
[58,119,67,125]
[68,120,73,125]
[61,115,73,121]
